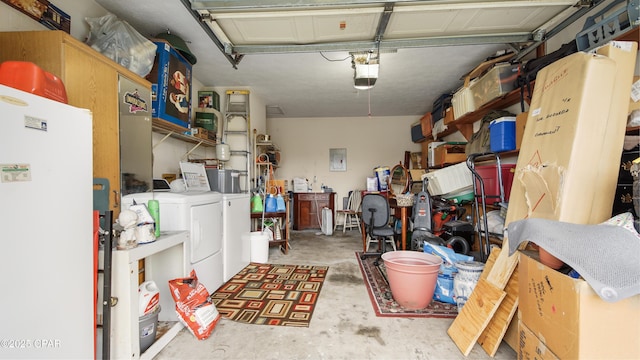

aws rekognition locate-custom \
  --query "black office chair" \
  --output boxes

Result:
[360,193,396,266]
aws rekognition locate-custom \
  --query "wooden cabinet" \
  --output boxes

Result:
[0,30,153,217]
[293,192,335,230]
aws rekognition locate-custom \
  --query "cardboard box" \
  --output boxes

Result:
[591,41,639,223]
[518,252,640,359]
[443,107,455,125]
[427,141,446,167]
[517,320,559,360]
[432,143,466,167]
[194,111,217,132]
[630,75,640,113]
[507,45,635,224]
[191,127,209,139]
[147,41,192,129]
[197,90,220,111]
[411,113,433,143]
[408,169,426,182]
[515,112,527,150]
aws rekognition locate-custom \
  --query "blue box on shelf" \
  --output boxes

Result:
[147,41,192,128]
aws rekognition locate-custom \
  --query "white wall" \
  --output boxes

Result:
[0,0,103,39]
[268,116,421,205]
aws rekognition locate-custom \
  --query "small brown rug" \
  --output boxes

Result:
[210,263,328,327]
[356,252,458,318]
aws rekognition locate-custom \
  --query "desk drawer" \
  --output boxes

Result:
[298,193,330,201]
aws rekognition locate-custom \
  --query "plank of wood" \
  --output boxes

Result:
[485,236,521,288]
[478,264,519,356]
[480,247,500,280]
[502,310,519,352]
[447,278,506,356]
[448,242,517,356]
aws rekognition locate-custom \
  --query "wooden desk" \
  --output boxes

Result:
[393,204,412,251]
[293,192,335,230]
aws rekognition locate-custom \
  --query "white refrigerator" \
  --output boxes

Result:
[0,85,94,359]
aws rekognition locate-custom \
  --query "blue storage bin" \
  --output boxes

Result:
[489,116,516,152]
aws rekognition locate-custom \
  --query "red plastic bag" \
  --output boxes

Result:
[168,270,220,340]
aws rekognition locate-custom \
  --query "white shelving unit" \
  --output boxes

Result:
[253,129,280,192]
[223,90,251,192]
[99,231,189,360]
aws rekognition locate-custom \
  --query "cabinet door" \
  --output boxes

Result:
[297,199,313,229]
[63,42,121,213]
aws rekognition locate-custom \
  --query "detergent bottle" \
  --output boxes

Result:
[265,193,277,213]
[138,281,160,316]
[276,192,286,212]
[251,192,263,213]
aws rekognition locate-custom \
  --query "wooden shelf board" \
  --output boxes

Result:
[152,118,217,147]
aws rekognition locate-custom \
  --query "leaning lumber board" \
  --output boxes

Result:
[447,278,506,356]
[502,315,519,352]
[447,239,518,356]
[480,247,499,279]
[478,263,519,356]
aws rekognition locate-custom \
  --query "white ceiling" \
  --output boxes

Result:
[94,0,593,118]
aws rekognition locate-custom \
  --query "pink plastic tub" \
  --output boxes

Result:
[381,251,442,310]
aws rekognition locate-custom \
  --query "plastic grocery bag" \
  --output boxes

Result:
[168,270,220,340]
[85,13,156,77]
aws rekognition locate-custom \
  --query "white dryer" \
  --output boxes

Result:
[122,191,224,296]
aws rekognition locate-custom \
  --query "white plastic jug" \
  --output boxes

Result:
[138,281,160,317]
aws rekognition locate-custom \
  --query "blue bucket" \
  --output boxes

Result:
[489,116,516,152]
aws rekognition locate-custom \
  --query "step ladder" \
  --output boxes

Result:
[222,90,251,192]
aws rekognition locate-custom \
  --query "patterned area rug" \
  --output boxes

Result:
[210,263,328,327]
[356,252,458,318]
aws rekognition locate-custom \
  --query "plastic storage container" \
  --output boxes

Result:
[424,162,473,195]
[474,164,516,202]
[139,305,161,353]
[469,63,519,108]
[489,116,516,152]
[0,61,68,103]
[452,82,476,120]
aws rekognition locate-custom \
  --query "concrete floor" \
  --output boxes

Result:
[155,230,517,360]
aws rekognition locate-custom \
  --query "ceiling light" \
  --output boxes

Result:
[353,64,379,90]
[352,51,379,90]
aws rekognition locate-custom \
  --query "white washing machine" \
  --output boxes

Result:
[221,193,251,281]
[122,191,224,298]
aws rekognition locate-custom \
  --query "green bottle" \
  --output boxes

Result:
[251,193,263,213]
[147,200,160,237]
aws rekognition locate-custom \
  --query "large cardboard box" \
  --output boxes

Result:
[515,112,527,150]
[147,41,192,129]
[507,43,636,224]
[518,253,640,359]
[517,320,558,360]
[591,41,638,223]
